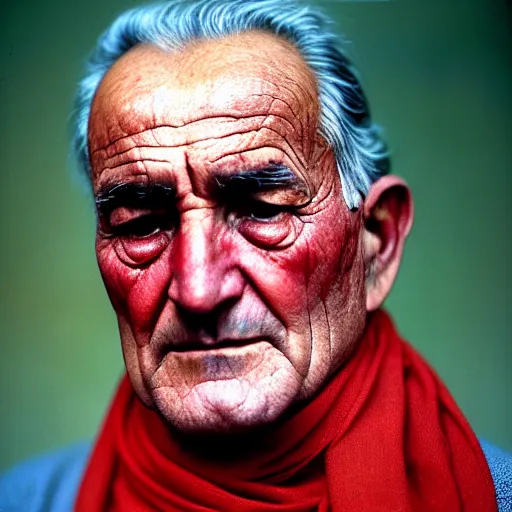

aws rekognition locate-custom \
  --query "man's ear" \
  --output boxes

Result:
[363,175,414,312]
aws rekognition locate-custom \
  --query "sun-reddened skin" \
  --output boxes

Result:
[89,31,413,433]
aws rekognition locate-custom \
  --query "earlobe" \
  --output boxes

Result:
[363,175,414,311]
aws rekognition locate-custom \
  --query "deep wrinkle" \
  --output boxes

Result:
[90,34,367,433]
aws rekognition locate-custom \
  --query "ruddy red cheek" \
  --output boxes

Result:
[96,238,172,338]
[114,234,169,267]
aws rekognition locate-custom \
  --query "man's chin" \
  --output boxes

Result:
[152,375,300,434]
[144,341,303,433]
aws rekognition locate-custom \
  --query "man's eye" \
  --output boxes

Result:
[245,201,284,222]
[111,213,175,238]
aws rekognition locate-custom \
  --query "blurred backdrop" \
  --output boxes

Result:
[1,0,511,470]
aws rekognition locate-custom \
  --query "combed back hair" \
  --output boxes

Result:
[72,0,390,209]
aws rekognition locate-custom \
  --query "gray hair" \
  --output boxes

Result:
[72,0,389,208]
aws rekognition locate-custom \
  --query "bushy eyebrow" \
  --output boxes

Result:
[94,166,306,215]
[215,165,307,194]
[95,183,175,215]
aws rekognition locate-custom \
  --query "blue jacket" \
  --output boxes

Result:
[1,439,511,511]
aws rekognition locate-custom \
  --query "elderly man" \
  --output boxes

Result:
[1,0,511,510]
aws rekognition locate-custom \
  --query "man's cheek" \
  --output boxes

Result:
[305,205,361,292]
[241,243,310,324]
[96,240,172,342]
[96,242,135,312]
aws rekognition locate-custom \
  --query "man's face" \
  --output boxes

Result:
[89,32,367,433]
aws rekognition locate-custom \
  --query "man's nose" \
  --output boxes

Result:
[167,211,244,314]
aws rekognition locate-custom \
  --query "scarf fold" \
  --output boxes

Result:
[75,310,497,511]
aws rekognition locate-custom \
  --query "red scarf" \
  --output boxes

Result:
[75,310,497,511]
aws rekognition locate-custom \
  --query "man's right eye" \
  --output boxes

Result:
[109,212,177,238]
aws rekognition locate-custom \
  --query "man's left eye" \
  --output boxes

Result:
[246,201,284,222]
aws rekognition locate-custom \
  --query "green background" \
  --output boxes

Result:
[1,0,511,470]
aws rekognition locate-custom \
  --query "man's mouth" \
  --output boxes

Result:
[151,340,273,387]
[170,337,265,352]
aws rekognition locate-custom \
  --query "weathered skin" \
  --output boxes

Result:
[89,31,412,433]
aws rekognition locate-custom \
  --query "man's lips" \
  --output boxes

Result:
[151,340,272,387]
[169,337,266,352]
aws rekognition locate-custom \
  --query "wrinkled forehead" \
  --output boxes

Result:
[88,31,320,154]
